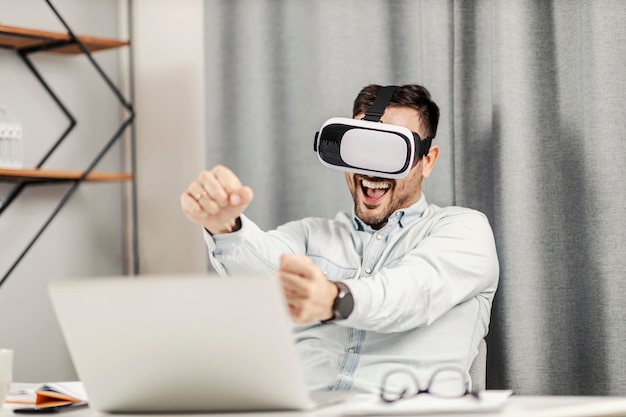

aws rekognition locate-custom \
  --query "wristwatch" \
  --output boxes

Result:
[328,281,354,321]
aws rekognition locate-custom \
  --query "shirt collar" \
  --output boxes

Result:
[352,194,428,232]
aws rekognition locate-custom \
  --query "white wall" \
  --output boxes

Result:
[0,0,128,381]
[132,0,207,274]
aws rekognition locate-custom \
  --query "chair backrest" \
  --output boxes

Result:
[468,339,487,391]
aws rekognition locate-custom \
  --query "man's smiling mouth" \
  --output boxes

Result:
[360,178,391,205]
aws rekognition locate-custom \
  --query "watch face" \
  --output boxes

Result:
[338,293,354,319]
[335,284,354,319]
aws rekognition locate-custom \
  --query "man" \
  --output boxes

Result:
[180,84,499,393]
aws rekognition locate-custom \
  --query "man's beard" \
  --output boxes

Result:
[355,202,390,230]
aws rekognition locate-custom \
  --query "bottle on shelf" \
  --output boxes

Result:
[0,106,23,169]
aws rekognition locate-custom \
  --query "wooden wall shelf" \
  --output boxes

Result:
[0,168,133,183]
[0,24,129,54]
[0,1,136,285]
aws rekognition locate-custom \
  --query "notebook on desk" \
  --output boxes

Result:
[48,273,352,413]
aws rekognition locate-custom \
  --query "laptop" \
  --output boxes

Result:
[48,273,352,413]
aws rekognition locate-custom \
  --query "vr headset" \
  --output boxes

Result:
[313,85,432,179]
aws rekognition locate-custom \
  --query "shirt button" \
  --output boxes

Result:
[376,234,383,240]
[365,268,372,274]
[323,271,328,276]
[348,348,355,353]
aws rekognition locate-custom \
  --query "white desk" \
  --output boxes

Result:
[5,383,626,417]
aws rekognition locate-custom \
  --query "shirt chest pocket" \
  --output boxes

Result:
[308,255,357,281]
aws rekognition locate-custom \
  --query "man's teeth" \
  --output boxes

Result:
[361,179,390,189]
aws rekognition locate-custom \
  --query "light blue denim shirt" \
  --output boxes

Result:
[204,195,499,393]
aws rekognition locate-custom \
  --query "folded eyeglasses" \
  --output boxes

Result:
[380,366,479,403]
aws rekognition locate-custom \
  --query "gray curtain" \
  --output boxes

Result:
[203,0,626,395]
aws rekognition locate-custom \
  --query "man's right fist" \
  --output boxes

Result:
[180,165,254,235]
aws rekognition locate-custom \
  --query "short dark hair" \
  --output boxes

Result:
[352,84,440,139]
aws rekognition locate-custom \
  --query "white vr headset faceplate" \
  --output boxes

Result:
[316,117,416,179]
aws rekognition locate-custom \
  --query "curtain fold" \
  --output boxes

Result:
[486,0,626,394]
[203,0,626,395]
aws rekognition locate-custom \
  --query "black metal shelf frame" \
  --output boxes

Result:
[0,0,137,286]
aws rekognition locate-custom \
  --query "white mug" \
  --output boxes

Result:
[0,349,13,409]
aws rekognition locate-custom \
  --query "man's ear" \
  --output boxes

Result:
[421,145,439,178]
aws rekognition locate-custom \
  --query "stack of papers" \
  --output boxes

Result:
[341,390,513,415]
